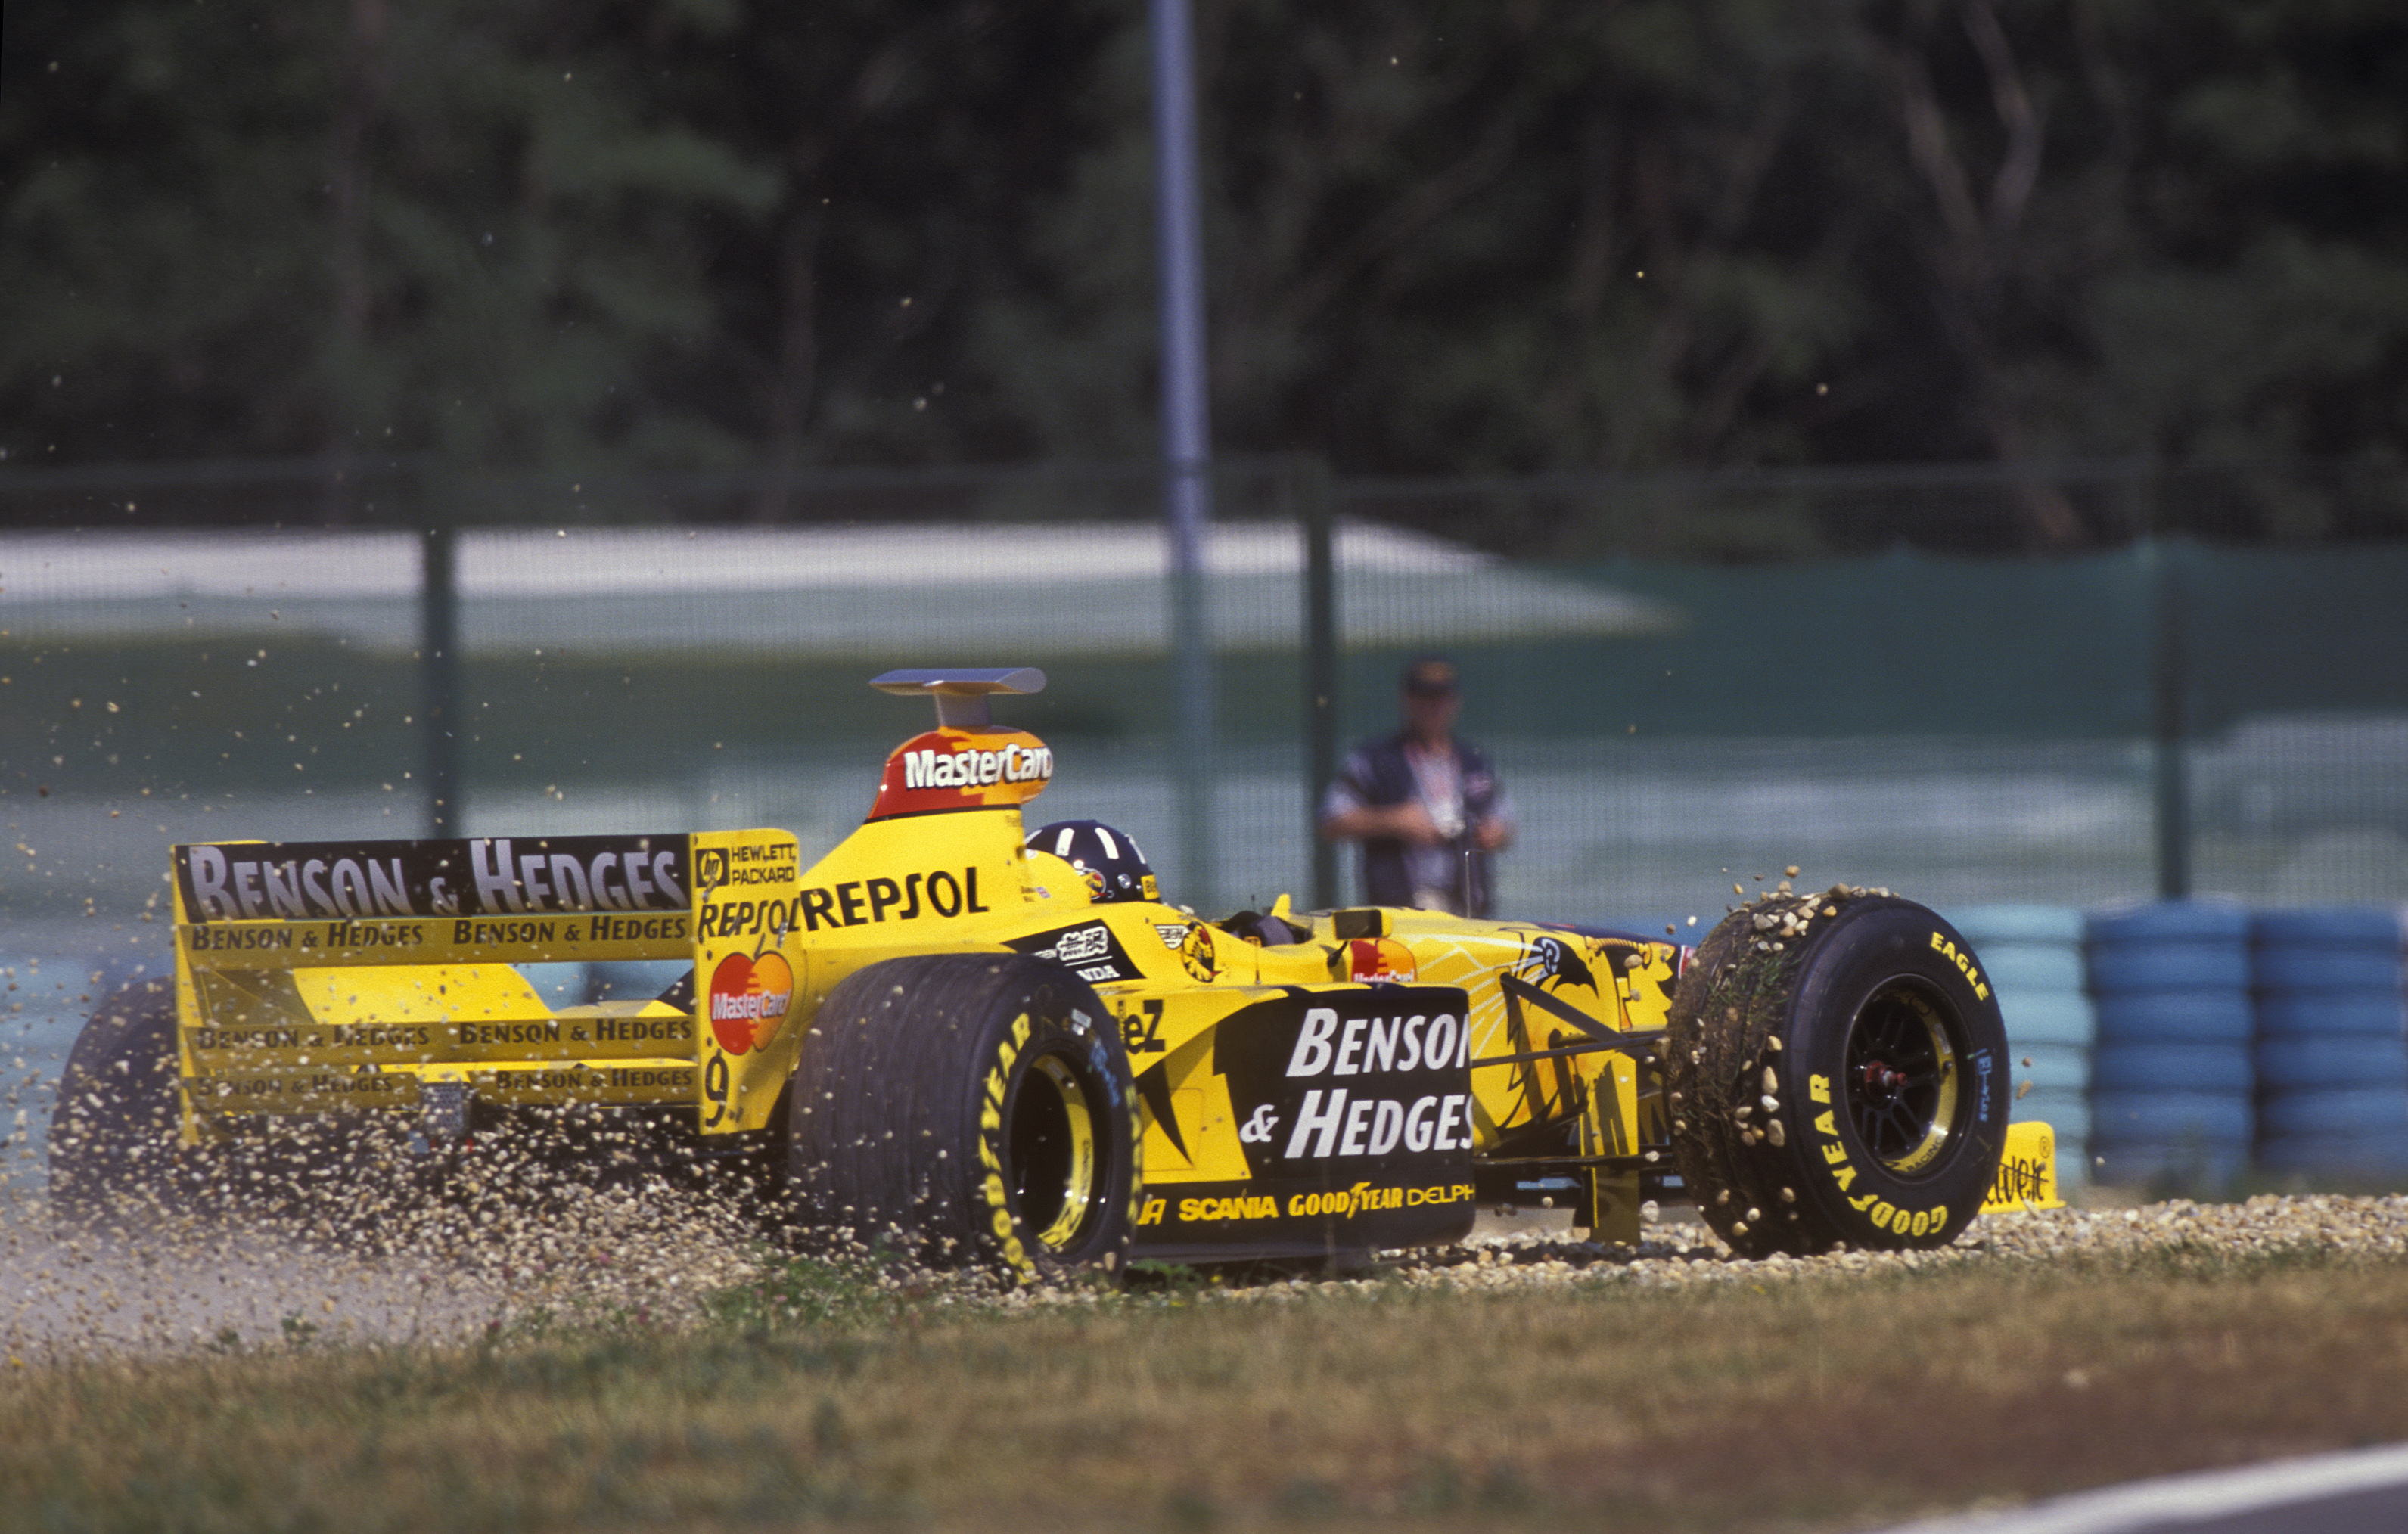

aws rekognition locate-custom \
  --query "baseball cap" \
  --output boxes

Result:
[1402,657,1459,697]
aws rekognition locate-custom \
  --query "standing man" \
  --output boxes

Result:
[1318,657,1515,916]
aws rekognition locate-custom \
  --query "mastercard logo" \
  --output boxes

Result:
[708,951,794,1054]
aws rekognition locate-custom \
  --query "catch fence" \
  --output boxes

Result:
[4,457,2403,930]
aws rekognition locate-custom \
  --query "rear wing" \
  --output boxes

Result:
[171,830,802,1126]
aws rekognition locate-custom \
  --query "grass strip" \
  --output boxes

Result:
[5,1239,2407,1533]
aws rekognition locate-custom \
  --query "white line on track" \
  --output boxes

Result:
[1879,1442,2408,1534]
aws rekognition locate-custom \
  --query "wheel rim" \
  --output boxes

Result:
[1011,1051,1101,1250]
[1842,979,1962,1175]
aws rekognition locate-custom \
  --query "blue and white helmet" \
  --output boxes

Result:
[1026,819,1157,903]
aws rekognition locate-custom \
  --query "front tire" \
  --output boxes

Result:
[1669,892,2009,1257]
[786,954,1139,1281]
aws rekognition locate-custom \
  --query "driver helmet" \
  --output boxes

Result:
[1026,819,1157,903]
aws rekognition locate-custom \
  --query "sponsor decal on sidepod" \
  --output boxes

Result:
[1276,1006,1474,1159]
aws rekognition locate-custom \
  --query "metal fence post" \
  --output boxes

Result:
[1150,0,1218,913]
[2149,533,2191,899]
[420,523,461,836]
[1299,455,1340,909]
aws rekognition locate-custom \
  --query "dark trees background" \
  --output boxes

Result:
[4,0,2405,542]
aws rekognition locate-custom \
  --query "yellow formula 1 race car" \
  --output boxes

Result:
[51,668,2058,1277]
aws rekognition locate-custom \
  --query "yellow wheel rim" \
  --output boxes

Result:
[1015,1053,1099,1251]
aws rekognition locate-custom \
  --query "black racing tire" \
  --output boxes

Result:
[1668,891,2010,1258]
[47,978,193,1226]
[785,953,1139,1281]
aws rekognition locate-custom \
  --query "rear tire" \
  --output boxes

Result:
[1669,892,2010,1257]
[47,979,191,1226]
[786,954,1139,1281]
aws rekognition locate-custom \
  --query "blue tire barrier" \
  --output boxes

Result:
[2011,1086,2090,1194]
[1943,904,2090,1185]
[516,962,591,1005]
[2252,949,2406,992]
[2091,1043,2254,1096]
[2012,1087,2090,1142]
[583,958,697,1002]
[2086,902,2251,993]
[2257,1134,2408,1176]
[2086,906,2256,1185]
[2255,995,2408,1039]
[1947,904,2086,947]
[2018,1065,2088,1097]
[2254,1036,2408,1094]
[1976,945,2088,996]
[2090,990,2254,1045]
[2086,942,2251,993]
[2089,1141,2248,1188]
[2257,1088,2408,1141]
[2251,907,2404,949]
[2090,1091,2252,1147]
[2013,1076,2088,1107]
[2251,906,2408,1178]
[2001,992,2095,1048]
[2089,901,2253,945]
[2014,1042,2090,1092]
